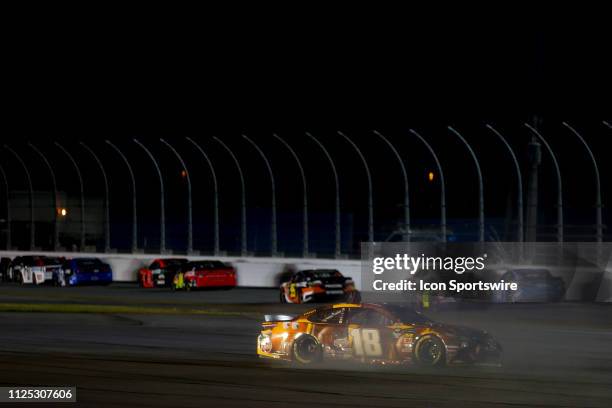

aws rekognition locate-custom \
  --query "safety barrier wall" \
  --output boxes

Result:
[1,251,610,302]
[0,251,363,290]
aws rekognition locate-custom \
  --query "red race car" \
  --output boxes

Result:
[173,260,237,290]
[138,258,188,288]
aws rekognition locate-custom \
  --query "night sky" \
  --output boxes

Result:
[3,19,611,254]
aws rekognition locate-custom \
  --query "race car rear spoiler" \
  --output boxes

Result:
[264,314,296,322]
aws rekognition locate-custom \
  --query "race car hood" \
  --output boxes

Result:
[264,314,296,322]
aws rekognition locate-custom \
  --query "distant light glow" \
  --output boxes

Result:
[181,170,187,178]
[58,208,68,217]
[428,171,435,182]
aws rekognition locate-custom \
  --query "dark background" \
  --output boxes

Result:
[2,14,611,255]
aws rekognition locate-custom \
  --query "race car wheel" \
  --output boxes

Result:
[292,334,323,364]
[414,335,446,367]
[16,270,23,284]
[280,291,287,303]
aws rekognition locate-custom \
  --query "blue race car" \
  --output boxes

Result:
[56,258,113,286]
[497,268,565,302]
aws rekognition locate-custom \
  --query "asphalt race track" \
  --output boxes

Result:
[0,285,611,407]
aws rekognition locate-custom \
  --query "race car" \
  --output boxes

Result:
[138,258,188,288]
[257,303,502,367]
[55,257,113,286]
[496,268,565,302]
[280,269,360,304]
[172,260,236,290]
[7,256,63,285]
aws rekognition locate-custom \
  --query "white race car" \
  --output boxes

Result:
[8,256,63,285]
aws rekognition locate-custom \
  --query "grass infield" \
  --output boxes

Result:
[0,302,256,316]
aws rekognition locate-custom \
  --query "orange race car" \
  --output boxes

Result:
[138,258,188,288]
[280,269,360,304]
[257,303,502,367]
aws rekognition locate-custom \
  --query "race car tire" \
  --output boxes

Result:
[280,291,287,303]
[32,273,38,285]
[16,270,23,284]
[292,334,323,365]
[413,335,446,367]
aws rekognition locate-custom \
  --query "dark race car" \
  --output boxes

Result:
[8,255,63,285]
[138,258,188,288]
[173,260,237,290]
[257,303,502,367]
[280,269,360,304]
[497,268,565,302]
[56,257,113,286]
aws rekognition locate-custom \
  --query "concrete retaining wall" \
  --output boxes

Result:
[0,251,363,290]
[1,250,610,302]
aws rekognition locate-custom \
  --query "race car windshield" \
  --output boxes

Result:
[75,259,104,268]
[385,305,434,325]
[187,261,227,270]
[164,259,187,266]
[44,257,63,265]
[510,269,551,280]
[305,270,342,279]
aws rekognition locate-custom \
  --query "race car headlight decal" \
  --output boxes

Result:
[259,334,272,353]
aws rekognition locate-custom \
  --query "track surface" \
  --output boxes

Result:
[0,285,611,407]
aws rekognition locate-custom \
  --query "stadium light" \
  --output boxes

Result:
[55,142,86,251]
[160,139,193,254]
[408,129,446,242]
